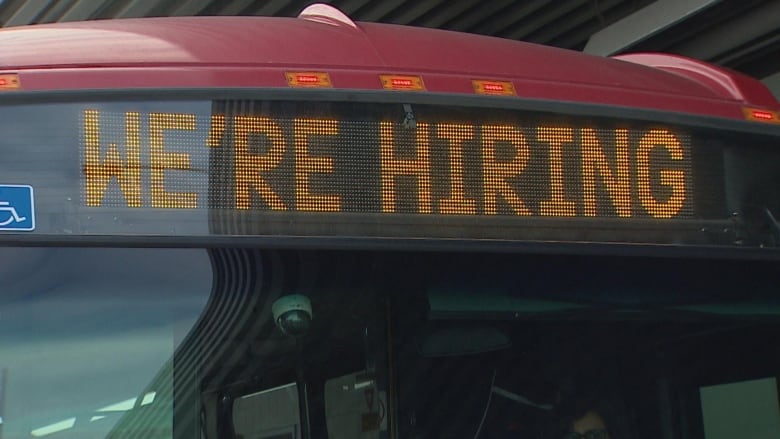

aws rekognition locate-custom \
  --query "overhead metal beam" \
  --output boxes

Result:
[172,0,214,16]
[471,1,550,36]
[216,0,256,15]
[358,0,408,22]
[250,0,293,16]
[446,0,514,32]
[115,0,165,18]
[584,0,720,55]
[5,0,52,26]
[673,1,780,61]
[0,0,27,26]
[333,0,372,16]
[59,0,108,21]
[38,0,77,22]
[763,71,780,101]
[529,0,623,45]
[552,0,652,50]
[418,0,481,28]
[383,0,444,25]
[504,0,587,40]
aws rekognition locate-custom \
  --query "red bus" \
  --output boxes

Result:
[1,4,779,439]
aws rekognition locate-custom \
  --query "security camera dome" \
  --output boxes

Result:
[272,295,312,337]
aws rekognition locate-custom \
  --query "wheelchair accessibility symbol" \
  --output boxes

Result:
[0,185,35,231]
[0,201,26,226]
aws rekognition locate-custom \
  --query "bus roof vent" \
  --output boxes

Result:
[298,3,358,29]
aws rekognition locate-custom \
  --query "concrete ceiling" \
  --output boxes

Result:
[0,0,778,96]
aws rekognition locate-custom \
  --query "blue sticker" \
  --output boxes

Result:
[0,185,35,231]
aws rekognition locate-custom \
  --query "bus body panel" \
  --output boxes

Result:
[0,16,777,121]
[10,66,749,120]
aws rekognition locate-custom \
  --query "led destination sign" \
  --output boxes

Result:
[82,104,694,223]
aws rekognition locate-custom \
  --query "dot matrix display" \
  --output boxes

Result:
[81,103,696,220]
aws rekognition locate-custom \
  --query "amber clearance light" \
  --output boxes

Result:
[743,107,780,124]
[380,75,425,91]
[0,73,21,90]
[472,79,516,96]
[286,72,332,88]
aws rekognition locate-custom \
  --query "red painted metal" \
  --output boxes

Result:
[0,10,776,121]
[613,53,780,109]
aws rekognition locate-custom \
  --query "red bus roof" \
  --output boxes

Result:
[0,4,777,122]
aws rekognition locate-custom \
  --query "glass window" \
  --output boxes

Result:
[212,250,780,439]
[6,247,779,439]
[0,248,212,439]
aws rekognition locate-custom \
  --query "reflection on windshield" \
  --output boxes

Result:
[3,248,780,439]
[0,248,212,439]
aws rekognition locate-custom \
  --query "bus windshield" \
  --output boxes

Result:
[3,247,779,439]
